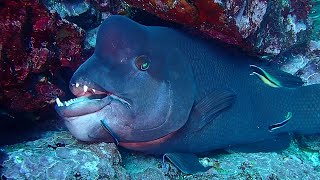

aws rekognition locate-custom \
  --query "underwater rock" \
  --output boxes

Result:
[132,168,166,180]
[125,0,245,46]
[295,134,320,152]
[0,0,86,112]
[248,0,312,58]
[124,0,314,58]
[0,0,128,113]
[0,131,129,179]
[275,40,320,85]
[84,27,99,49]
[43,0,127,30]
[1,131,320,179]
[43,0,91,19]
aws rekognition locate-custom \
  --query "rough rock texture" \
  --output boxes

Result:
[0,131,129,179]
[124,0,313,57]
[0,1,85,112]
[295,134,320,151]
[0,0,126,113]
[1,131,320,179]
[276,40,320,85]
[43,0,127,30]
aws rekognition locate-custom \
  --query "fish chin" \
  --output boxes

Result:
[55,93,132,142]
[64,111,107,142]
[63,101,131,142]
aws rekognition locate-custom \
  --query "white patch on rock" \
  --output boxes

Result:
[43,0,90,19]
[281,54,309,74]
[214,0,223,5]
[84,26,99,49]
[286,14,307,34]
[309,40,320,51]
[236,0,267,38]
[264,45,281,55]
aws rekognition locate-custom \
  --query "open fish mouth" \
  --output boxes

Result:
[55,82,130,118]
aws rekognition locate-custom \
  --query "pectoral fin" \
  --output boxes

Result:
[163,153,210,174]
[250,65,304,88]
[190,89,236,132]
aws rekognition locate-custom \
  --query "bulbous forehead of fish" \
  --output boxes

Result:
[95,16,149,60]
[69,16,196,142]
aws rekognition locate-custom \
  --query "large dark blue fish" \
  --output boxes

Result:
[55,15,320,174]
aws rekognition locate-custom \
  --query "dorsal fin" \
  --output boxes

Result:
[250,65,304,88]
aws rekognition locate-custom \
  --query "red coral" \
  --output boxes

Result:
[125,0,245,46]
[128,0,198,25]
[4,81,64,112]
[56,20,85,70]
[125,0,312,57]
[0,0,85,112]
[290,0,311,20]
[30,48,49,73]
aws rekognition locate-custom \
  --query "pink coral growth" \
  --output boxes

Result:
[0,0,85,112]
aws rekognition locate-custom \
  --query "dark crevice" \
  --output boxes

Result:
[129,8,182,28]
[0,52,16,83]
[21,7,34,53]
[0,1,5,8]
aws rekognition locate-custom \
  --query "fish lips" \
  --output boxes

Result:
[55,96,112,118]
[55,95,128,143]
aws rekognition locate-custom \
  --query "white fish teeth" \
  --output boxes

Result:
[92,89,96,93]
[83,85,88,92]
[76,83,79,87]
[56,98,64,107]
[56,97,82,108]
[64,101,70,106]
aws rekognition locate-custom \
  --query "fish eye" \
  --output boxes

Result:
[135,55,150,71]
